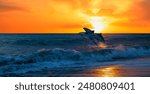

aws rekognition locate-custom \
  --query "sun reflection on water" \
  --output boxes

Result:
[98,42,108,48]
[90,65,122,77]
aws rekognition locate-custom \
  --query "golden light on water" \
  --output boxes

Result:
[98,42,108,48]
[90,65,121,77]
[90,16,106,33]
[101,66,119,77]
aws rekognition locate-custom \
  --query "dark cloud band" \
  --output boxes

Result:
[0,1,25,12]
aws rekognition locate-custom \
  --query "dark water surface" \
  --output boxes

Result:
[0,34,150,77]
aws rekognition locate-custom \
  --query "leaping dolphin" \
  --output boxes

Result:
[80,27,105,46]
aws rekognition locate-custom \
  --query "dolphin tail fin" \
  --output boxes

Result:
[99,33,105,43]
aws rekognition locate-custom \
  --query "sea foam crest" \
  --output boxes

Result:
[0,46,150,65]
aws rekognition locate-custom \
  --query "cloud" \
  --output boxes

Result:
[138,0,150,20]
[0,0,150,32]
[0,1,26,12]
[110,0,150,27]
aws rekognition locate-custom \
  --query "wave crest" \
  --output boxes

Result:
[0,46,150,65]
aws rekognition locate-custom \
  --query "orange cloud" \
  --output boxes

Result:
[0,0,150,33]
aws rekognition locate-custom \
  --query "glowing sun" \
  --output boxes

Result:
[90,16,106,33]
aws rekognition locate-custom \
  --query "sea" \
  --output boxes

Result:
[0,34,150,77]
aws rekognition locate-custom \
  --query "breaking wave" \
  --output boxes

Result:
[0,46,150,64]
[0,45,150,76]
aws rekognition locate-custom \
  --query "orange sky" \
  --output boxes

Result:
[0,0,150,33]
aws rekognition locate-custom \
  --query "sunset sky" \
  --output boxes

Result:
[0,0,150,33]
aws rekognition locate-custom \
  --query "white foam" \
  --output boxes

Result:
[0,46,150,75]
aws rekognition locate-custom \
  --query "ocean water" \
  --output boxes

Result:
[0,34,150,77]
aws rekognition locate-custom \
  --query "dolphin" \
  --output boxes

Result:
[80,27,105,46]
